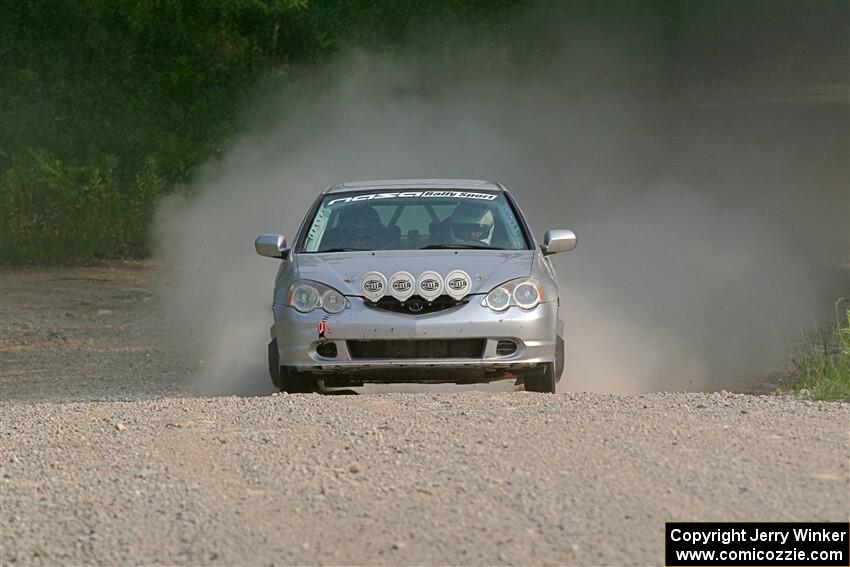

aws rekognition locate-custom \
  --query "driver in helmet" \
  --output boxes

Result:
[446,202,495,246]
[336,204,385,249]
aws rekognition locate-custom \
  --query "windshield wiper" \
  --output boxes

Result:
[316,247,370,253]
[419,244,504,250]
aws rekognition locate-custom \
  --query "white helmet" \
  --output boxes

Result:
[448,203,495,245]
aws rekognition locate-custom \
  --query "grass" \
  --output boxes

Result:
[792,299,850,401]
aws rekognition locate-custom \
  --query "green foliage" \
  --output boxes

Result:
[792,299,850,402]
[0,0,522,262]
[0,1,837,262]
[0,149,165,261]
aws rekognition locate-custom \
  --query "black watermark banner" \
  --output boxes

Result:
[666,522,849,566]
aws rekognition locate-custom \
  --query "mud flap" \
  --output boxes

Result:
[555,334,565,382]
[268,339,281,389]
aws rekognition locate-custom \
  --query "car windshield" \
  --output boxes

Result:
[300,190,530,252]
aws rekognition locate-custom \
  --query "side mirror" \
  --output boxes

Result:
[255,234,289,259]
[541,229,576,255]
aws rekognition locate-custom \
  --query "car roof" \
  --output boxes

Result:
[324,179,504,194]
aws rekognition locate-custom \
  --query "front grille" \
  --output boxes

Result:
[347,339,485,359]
[364,295,466,316]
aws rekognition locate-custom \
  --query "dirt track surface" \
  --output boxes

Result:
[1,263,849,566]
[0,262,187,403]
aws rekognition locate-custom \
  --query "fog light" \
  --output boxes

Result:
[316,341,337,358]
[496,340,517,356]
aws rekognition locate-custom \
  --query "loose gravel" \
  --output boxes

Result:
[1,263,848,565]
[2,392,847,565]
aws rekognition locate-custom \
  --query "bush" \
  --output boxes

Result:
[792,299,850,401]
[0,150,165,261]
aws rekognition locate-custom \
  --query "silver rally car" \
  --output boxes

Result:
[255,179,576,393]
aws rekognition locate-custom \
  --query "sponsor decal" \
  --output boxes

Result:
[360,271,387,302]
[328,191,498,206]
[388,271,416,302]
[416,270,444,301]
[445,269,472,300]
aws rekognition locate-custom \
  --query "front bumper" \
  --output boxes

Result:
[271,296,558,381]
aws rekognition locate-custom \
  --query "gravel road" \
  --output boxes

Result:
[1,263,848,565]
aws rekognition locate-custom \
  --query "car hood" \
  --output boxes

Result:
[294,250,534,296]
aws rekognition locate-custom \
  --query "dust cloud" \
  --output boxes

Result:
[154,5,849,395]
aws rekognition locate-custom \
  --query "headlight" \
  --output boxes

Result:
[321,288,346,314]
[513,282,540,309]
[287,280,349,314]
[481,278,542,311]
[290,283,319,312]
[485,286,511,311]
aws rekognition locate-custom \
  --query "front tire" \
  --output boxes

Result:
[524,362,557,393]
[279,367,318,393]
[268,339,318,393]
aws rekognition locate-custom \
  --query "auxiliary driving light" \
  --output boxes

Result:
[360,271,388,302]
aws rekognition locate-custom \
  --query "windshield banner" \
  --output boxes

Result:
[328,191,497,206]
